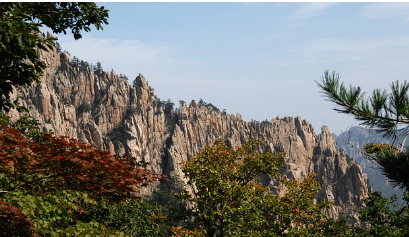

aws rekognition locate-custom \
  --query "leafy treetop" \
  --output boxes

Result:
[0,2,109,112]
[174,139,336,236]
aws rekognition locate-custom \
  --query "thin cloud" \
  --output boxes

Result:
[244,2,266,7]
[244,2,287,8]
[261,36,409,83]
[301,36,409,64]
[272,3,287,8]
[360,3,409,21]
[289,2,339,20]
[59,37,176,62]
[57,37,189,80]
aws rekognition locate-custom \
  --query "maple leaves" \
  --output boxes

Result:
[0,116,166,235]
[0,124,165,197]
[0,199,37,237]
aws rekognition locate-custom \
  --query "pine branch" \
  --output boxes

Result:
[316,71,409,140]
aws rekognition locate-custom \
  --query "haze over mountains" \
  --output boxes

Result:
[334,127,405,202]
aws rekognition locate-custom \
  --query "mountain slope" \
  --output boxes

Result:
[11,47,369,222]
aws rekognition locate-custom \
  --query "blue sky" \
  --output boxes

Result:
[55,2,409,135]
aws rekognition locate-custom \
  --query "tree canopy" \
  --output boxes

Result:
[0,2,109,112]
[172,139,338,236]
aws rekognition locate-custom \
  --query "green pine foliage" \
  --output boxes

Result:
[317,70,409,235]
[317,70,409,148]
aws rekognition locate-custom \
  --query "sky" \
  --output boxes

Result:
[54,2,409,135]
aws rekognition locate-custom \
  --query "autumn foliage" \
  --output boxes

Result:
[0,199,37,237]
[364,143,399,155]
[0,125,164,197]
[0,117,166,235]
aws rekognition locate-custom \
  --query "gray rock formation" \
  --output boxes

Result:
[334,127,405,203]
[12,48,369,222]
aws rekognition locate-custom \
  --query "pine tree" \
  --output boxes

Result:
[317,70,409,191]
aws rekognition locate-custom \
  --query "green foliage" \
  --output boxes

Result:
[0,199,37,237]
[261,119,272,126]
[358,191,409,236]
[317,70,409,235]
[4,190,100,235]
[76,102,92,114]
[91,197,165,236]
[0,2,109,112]
[93,61,103,76]
[321,218,362,237]
[63,221,127,236]
[367,149,409,191]
[3,189,166,236]
[146,177,188,236]
[0,114,166,235]
[178,139,283,236]
[317,71,409,191]
[275,173,333,236]
[198,98,220,112]
[174,139,337,236]
[317,71,409,147]
[79,60,90,71]
[107,122,132,151]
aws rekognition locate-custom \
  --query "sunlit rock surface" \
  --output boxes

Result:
[13,48,369,223]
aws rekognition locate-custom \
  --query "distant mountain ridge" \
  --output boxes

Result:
[334,127,405,200]
[10,46,370,222]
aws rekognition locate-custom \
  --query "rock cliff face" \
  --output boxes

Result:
[334,127,404,202]
[13,48,369,222]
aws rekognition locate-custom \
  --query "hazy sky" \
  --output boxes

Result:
[55,2,409,135]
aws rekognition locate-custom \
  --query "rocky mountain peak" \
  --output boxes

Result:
[13,47,369,222]
[318,125,339,157]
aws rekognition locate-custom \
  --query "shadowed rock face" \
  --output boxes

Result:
[12,48,368,222]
